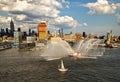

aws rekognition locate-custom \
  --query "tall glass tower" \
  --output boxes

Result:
[10,19,15,36]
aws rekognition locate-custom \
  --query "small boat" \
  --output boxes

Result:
[58,60,68,72]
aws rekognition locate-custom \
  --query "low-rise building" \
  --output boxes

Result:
[64,34,76,42]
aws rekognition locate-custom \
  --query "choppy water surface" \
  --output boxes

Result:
[0,47,120,82]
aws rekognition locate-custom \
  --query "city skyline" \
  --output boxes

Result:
[0,0,120,35]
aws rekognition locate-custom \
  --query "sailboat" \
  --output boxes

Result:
[58,60,68,72]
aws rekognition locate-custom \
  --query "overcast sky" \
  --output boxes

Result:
[0,0,120,35]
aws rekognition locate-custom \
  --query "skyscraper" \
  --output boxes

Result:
[6,28,9,36]
[0,28,5,36]
[17,28,21,32]
[38,21,47,40]
[14,31,22,43]
[83,32,87,38]
[29,29,31,36]
[10,19,15,36]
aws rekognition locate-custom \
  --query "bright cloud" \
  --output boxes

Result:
[13,0,33,11]
[0,16,12,29]
[0,0,61,18]
[18,23,32,32]
[0,16,11,23]
[83,23,88,27]
[84,0,119,14]
[16,14,27,21]
[55,16,78,28]
[0,0,81,31]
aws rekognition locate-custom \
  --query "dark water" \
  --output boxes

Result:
[0,47,120,82]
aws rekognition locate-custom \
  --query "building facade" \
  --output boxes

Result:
[14,31,22,43]
[10,19,15,36]
[38,21,47,40]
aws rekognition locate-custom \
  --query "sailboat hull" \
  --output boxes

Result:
[58,68,68,72]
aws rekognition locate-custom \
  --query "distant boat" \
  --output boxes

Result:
[58,60,68,72]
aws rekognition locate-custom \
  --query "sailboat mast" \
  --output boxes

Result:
[61,60,65,69]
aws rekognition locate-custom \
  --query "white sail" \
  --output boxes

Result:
[58,60,68,72]
[61,60,65,69]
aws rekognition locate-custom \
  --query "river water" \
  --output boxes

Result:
[0,47,120,82]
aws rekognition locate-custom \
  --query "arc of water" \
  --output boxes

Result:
[77,40,84,51]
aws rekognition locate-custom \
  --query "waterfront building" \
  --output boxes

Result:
[17,28,21,32]
[0,28,5,36]
[37,21,47,41]
[75,33,83,42]
[6,36,14,42]
[5,28,9,36]
[83,32,87,38]
[14,31,22,43]
[47,30,50,34]
[61,28,64,37]
[87,33,98,39]
[26,36,35,43]
[117,35,120,42]
[64,33,76,42]
[0,37,2,42]
[29,29,31,36]
[58,29,63,38]
[2,36,7,42]
[22,31,27,40]
[106,30,112,44]
[31,30,35,36]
